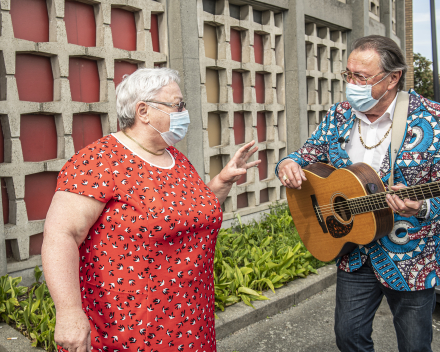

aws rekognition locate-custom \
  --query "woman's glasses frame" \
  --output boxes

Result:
[144,100,187,112]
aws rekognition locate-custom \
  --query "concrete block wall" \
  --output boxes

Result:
[196,0,286,221]
[0,0,168,278]
[305,22,347,136]
[0,0,406,281]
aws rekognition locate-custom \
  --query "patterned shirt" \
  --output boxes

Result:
[276,90,440,291]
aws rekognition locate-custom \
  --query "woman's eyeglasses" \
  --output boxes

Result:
[145,100,187,112]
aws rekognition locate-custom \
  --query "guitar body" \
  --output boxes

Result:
[286,163,394,262]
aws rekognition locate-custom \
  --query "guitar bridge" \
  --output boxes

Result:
[311,194,328,233]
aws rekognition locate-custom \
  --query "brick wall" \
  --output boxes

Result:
[405,0,414,90]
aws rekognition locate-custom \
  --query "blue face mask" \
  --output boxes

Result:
[147,104,190,146]
[346,72,390,112]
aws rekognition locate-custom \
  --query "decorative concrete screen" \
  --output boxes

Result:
[197,0,286,221]
[369,0,380,21]
[0,0,167,273]
[305,21,347,136]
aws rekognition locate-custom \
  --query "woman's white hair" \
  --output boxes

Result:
[115,67,181,129]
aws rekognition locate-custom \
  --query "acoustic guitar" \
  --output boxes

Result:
[285,162,439,262]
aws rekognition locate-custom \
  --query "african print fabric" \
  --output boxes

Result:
[56,134,222,351]
[276,90,440,291]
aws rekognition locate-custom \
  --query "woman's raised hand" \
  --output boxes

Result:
[218,141,260,185]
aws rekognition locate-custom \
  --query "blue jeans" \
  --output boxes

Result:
[334,262,436,352]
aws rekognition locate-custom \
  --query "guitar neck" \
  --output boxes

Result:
[348,180,440,215]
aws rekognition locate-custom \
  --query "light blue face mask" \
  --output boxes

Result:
[346,72,390,112]
[147,104,190,146]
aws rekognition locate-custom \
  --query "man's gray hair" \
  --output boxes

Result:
[352,35,408,91]
[116,67,181,130]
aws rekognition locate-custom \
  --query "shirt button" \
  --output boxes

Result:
[369,125,374,129]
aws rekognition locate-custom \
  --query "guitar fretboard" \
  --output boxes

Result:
[347,181,440,215]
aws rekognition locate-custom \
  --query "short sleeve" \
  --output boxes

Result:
[56,145,115,203]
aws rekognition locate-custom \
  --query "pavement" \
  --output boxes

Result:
[0,323,43,352]
[217,285,440,352]
[0,265,339,351]
[215,265,337,340]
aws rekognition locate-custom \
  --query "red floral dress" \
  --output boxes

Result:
[56,135,222,352]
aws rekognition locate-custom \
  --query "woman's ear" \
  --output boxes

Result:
[136,101,150,124]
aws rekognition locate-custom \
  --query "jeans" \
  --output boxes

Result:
[334,261,436,352]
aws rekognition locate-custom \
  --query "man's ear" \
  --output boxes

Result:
[388,71,402,90]
[136,101,150,124]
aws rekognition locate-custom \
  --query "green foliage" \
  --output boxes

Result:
[414,52,436,100]
[0,266,57,351]
[214,203,329,311]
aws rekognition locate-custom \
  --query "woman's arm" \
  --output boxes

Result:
[207,141,260,204]
[42,191,106,352]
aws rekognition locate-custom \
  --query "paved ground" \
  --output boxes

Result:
[217,284,440,352]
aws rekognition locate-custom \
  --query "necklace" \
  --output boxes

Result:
[122,130,165,156]
[357,119,392,150]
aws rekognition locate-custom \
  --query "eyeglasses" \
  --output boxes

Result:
[144,100,186,112]
[341,70,386,86]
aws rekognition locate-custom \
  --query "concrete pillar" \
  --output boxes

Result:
[284,0,308,149]
[348,0,370,51]
[380,0,393,38]
[405,0,414,90]
[167,0,205,175]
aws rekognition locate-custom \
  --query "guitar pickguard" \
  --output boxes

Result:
[325,216,353,238]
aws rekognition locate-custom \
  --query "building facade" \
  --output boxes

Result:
[0,0,406,283]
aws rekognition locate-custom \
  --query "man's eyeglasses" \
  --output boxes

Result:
[145,100,186,112]
[341,70,386,86]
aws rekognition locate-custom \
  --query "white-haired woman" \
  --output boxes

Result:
[42,68,259,352]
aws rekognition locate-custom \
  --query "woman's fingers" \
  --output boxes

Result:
[245,159,261,168]
[55,309,91,352]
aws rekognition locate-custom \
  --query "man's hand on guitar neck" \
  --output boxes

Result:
[386,183,423,218]
[278,159,307,189]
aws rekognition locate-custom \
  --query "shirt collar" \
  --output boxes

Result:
[353,92,399,125]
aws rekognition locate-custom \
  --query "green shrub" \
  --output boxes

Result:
[214,202,329,311]
[0,267,57,351]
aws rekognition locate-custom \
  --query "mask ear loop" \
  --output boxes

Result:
[145,103,167,134]
[372,72,391,101]
[371,72,391,87]
[378,89,389,101]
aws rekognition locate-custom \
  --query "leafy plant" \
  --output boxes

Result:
[214,203,329,311]
[0,266,57,351]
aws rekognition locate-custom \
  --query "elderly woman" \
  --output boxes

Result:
[42,68,259,352]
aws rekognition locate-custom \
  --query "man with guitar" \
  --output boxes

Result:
[277,35,440,352]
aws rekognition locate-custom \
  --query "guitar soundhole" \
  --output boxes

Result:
[333,196,351,221]
[326,216,353,238]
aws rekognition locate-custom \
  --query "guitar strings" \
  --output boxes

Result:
[316,190,425,213]
[313,185,439,216]
[317,191,424,215]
